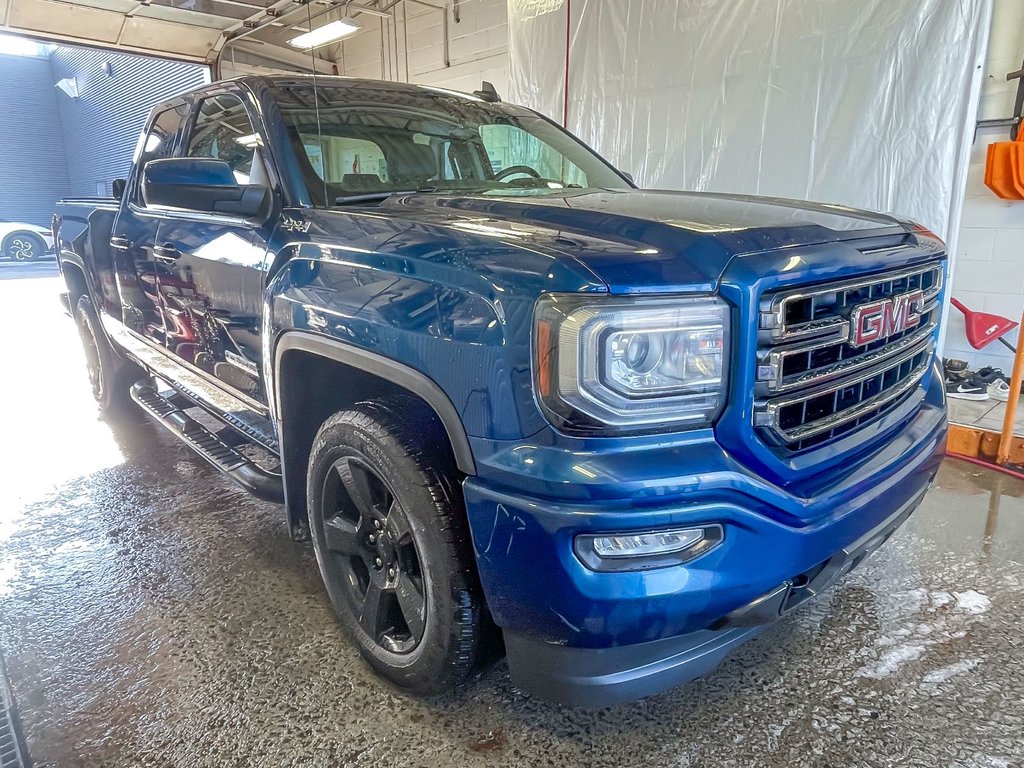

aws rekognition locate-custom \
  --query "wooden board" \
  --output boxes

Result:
[948,422,1024,467]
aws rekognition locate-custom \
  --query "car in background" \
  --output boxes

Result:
[0,221,54,261]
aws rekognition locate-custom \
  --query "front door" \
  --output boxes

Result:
[113,103,188,344]
[153,90,274,404]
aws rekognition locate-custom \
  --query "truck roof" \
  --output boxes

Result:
[171,74,490,105]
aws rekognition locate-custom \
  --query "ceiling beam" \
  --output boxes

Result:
[208,0,272,9]
[226,36,335,73]
[207,0,301,62]
[5,0,227,58]
[223,0,306,38]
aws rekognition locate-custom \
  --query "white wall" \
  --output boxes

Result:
[337,0,508,95]
[508,0,990,250]
[944,0,1024,371]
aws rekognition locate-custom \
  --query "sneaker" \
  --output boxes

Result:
[974,366,1007,385]
[975,366,1023,393]
[989,380,1011,402]
[946,376,990,401]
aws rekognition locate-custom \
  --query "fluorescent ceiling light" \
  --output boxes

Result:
[234,133,262,148]
[289,18,360,49]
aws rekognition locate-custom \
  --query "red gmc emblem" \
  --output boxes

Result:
[849,289,924,346]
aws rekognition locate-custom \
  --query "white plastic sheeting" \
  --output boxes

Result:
[507,0,992,242]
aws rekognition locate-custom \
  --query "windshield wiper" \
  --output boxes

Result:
[333,189,423,205]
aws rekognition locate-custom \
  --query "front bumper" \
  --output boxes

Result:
[502,485,926,706]
[462,371,947,705]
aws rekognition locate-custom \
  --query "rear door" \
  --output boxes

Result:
[111,103,188,343]
[152,87,275,404]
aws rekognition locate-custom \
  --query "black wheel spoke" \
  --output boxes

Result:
[337,458,387,518]
[359,581,386,639]
[385,500,411,543]
[395,573,426,642]
[324,517,363,556]
[317,447,433,656]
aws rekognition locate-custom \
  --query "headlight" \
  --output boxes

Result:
[534,294,730,433]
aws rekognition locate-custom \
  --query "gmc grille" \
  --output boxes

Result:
[754,259,944,452]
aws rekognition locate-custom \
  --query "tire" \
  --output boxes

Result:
[307,400,482,694]
[74,295,138,413]
[3,231,46,261]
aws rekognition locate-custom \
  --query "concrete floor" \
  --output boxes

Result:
[2,261,1024,768]
[949,394,1024,438]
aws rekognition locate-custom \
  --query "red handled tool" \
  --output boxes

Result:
[951,297,1019,353]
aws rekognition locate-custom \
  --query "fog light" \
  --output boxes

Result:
[575,525,723,572]
[593,529,703,558]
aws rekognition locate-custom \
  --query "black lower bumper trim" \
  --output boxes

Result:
[505,624,768,708]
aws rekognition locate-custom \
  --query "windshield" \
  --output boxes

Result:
[271,83,628,207]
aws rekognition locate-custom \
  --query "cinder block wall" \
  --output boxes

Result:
[338,0,509,96]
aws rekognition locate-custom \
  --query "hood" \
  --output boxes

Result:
[0,221,51,236]
[379,189,914,293]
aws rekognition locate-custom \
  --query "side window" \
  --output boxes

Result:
[479,123,587,186]
[133,105,187,202]
[186,94,261,184]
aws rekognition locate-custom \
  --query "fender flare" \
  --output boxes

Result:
[58,248,87,278]
[273,331,477,475]
[57,249,94,308]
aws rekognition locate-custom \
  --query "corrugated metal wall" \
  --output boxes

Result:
[0,53,71,226]
[0,45,207,226]
[49,46,208,197]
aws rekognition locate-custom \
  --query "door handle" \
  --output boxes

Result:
[153,243,180,262]
[110,236,131,250]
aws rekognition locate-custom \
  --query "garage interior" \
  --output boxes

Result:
[1,0,1023,765]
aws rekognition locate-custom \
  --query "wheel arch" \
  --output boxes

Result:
[59,254,89,305]
[272,331,477,538]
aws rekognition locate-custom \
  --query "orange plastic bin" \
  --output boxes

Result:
[985,129,1024,199]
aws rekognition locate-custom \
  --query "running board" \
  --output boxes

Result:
[130,381,284,503]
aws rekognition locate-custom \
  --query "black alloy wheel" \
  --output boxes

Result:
[320,454,427,653]
[74,295,138,413]
[76,296,108,403]
[307,401,483,694]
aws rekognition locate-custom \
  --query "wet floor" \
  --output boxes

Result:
[2,265,1024,768]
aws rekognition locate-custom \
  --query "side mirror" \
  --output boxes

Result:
[112,178,126,200]
[621,171,635,185]
[141,158,271,221]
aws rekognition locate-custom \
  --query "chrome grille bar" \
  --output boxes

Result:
[757,345,931,443]
[760,262,943,343]
[758,305,939,394]
[754,258,944,452]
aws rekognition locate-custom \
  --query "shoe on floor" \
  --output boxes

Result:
[974,366,1006,384]
[975,366,1023,393]
[944,358,970,378]
[989,380,1011,402]
[946,376,989,401]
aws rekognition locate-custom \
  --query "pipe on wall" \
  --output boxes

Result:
[562,0,570,127]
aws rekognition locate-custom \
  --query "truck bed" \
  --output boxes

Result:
[54,198,121,317]
[57,197,118,209]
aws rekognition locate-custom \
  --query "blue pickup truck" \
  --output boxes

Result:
[54,75,948,706]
